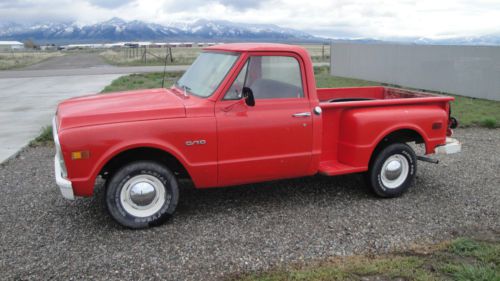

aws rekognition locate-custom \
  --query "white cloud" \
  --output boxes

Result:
[87,0,135,9]
[0,0,499,38]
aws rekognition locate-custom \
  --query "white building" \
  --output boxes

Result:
[0,41,24,50]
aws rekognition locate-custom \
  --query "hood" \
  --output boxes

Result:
[57,88,186,131]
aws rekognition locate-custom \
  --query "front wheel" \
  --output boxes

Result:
[366,143,417,198]
[106,161,179,229]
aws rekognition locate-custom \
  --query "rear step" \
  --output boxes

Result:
[417,155,439,164]
[318,161,366,176]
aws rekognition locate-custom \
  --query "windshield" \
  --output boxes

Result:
[175,52,239,98]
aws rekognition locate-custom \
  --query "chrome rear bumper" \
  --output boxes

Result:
[435,137,461,155]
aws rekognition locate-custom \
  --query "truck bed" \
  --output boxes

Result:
[317,86,454,176]
[318,86,438,103]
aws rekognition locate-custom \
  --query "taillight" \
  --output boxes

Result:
[447,104,458,136]
[449,116,458,129]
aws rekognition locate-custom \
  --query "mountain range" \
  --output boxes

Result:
[0,18,320,44]
[0,18,499,46]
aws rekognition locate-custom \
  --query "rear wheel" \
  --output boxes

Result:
[106,161,179,229]
[366,143,417,197]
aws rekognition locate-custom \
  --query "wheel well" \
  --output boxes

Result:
[380,129,424,146]
[99,147,190,180]
[369,129,425,167]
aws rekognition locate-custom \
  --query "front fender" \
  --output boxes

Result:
[61,117,217,197]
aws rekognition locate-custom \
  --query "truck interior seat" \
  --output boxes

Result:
[250,79,303,99]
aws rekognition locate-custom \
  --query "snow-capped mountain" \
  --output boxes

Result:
[2,18,498,45]
[415,34,500,46]
[376,34,500,46]
[0,18,319,43]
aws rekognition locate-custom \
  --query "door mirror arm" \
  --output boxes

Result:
[242,87,255,107]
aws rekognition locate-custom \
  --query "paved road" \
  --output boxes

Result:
[0,128,498,280]
[0,65,189,78]
[0,53,188,163]
[0,63,328,78]
[0,74,122,163]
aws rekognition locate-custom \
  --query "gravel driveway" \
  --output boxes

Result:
[21,53,109,70]
[0,128,498,280]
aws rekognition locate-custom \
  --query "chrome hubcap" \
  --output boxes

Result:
[120,175,166,218]
[384,160,402,180]
[380,154,409,189]
[130,182,157,206]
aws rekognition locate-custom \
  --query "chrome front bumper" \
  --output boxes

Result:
[54,156,75,200]
[52,116,75,200]
[435,137,461,155]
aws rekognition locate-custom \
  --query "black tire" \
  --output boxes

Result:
[105,161,179,229]
[366,143,417,198]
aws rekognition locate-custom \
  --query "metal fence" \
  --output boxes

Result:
[330,43,500,101]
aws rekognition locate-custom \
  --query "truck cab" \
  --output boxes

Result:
[53,43,460,228]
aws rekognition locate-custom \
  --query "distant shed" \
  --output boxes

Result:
[0,41,24,50]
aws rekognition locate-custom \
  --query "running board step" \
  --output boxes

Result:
[318,161,366,176]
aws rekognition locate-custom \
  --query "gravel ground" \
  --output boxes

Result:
[0,128,498,280]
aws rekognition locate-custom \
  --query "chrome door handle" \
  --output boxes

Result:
[292,112,311,117]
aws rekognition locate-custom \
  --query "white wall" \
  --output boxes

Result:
[330,43,500,101]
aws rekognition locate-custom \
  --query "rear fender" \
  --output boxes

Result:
[336,105,446,168]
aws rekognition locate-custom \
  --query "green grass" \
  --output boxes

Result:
[480,117,498,129]
[441,263,499,281]
[449,238,500,265]
[450,96,500,128]
[100,47,201,66]
[440,238,500,281]
[0,51,63,70]
[233,238,500,281]
[100,72,182,93]
[314,66,381,88]
[30,126,53,146]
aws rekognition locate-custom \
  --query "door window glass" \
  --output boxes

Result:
[224,55,304,100]
[247,56,304,99]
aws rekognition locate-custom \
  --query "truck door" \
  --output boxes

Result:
[215,54,313,186]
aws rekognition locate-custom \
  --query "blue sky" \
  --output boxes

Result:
[0,0,499,39]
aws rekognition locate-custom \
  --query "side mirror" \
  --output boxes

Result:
[242,87,255,107]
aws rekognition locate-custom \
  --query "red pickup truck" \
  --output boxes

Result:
[53,43,461,228]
